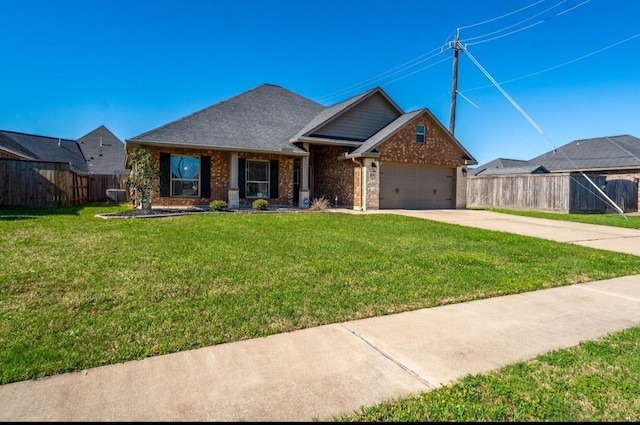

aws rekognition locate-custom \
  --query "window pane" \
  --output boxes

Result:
[247,161,268,181]
[171,156,200,180]
[247,182,269,198]
[416,134,425,143]
[170,155,200,197]
[172,180,199,197]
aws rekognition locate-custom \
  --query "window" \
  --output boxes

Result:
[416,124,425,143]
[246,160,269,198]
[171,155,200,197]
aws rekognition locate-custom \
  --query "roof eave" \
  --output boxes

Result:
[126,139,310,156]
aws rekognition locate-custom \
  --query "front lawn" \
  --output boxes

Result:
[2,204,640,385]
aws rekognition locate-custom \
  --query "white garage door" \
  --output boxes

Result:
[379,163,455,209]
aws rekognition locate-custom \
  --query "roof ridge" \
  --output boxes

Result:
[128,83,317,142]
[0,129,75,142]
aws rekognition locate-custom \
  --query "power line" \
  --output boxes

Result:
[466,21,546,46]
[315,0,589,104]
[462,0,583,46]
[457,0,546,31]
[313,46,446,103]
[460,32,640,93]
[462,45,626,216]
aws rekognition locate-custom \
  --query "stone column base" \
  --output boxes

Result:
[228,189,239,209]
[298,190,310,208]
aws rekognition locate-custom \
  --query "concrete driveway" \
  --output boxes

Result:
[352,209,640,257]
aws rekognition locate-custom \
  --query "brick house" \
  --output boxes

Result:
[125,84,477,210]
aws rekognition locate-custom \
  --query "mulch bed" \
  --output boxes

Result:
[98,206,310,218]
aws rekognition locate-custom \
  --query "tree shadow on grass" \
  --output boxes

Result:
[0,205,83,220]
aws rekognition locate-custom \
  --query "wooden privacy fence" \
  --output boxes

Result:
[0,158,128,207]
[466,173,638,213]
[88,174,129,202]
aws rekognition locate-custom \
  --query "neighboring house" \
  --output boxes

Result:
[473,135,640,176]
[468,135,640,212]
[125,83,477,210]
[0,125,128,175]
[469,158,532,176]
[77,125,128,175]
[0,130,88,173]
[0,126,129,206]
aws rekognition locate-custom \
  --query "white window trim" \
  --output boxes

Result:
[246,160,270,199]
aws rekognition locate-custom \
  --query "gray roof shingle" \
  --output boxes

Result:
[77,125,128,174]
[128,84,324,154]
[0,130,87,173]
[529,135,640,171]
[469,158,531,176]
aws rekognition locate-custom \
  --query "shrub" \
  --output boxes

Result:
[209,200,228,211]
[252,199,269,211]
[309,196,331,211]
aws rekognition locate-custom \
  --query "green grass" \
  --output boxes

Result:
[478,207,640,229]
[335,325,640,422]
[2,203,640,388]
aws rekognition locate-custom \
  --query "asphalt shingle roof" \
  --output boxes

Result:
[528,135,640,171]
[474,135,640,176]
[0,130,87,173]
[477,165,549,176]
[128,84,324,154]
[77,126,128,174]
[469,158,531,176]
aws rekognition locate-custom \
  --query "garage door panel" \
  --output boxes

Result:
[380,163,455,209]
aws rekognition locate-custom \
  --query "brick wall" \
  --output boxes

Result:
[377,111,463,167]
[238,152,294,206]
[130,145,295,207]
[310,145,356,206]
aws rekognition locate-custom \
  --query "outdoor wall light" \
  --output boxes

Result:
[462,168,467,177]
[371,162,377,169]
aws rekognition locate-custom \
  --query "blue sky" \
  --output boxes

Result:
[1,0,638,165]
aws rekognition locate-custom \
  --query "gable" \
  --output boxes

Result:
[309,91,402,142]
[78,126,128,174]
[347,109,477,166]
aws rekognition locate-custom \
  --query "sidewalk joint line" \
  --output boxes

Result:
[572,285,640,303]
[339,323,436,390]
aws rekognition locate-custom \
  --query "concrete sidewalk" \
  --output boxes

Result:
[2,275,640,421]
[2,209,640,421]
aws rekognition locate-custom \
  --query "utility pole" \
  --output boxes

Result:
[449,32,460,135]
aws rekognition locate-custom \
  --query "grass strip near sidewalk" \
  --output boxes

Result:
[480,207,640,229]
[335,325,640,422]
[2,204,640,385]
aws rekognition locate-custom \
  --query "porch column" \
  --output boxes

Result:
[299,143,310,208]
[363,158,379,210]
[228,152,239,208]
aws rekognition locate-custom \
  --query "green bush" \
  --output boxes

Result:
[209,200,228,211]
[252,199,269,211]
